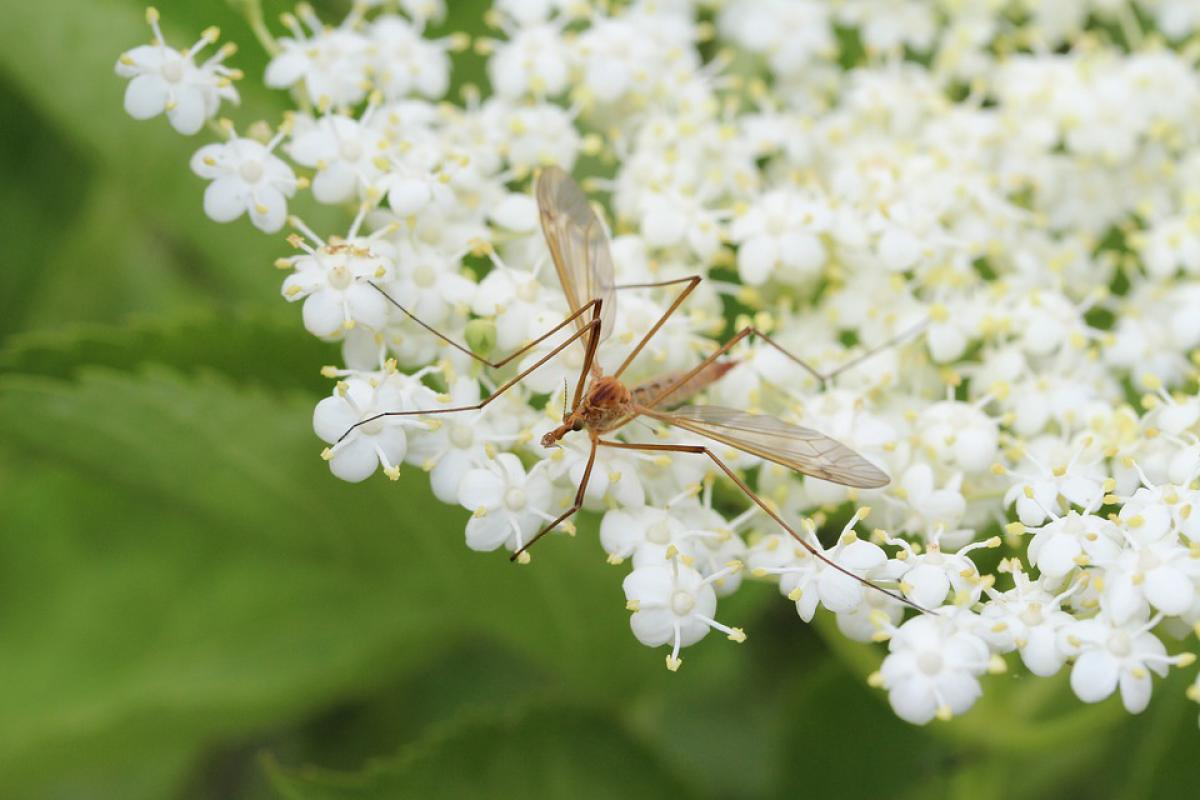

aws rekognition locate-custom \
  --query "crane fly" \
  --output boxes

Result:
[342,165,922,610]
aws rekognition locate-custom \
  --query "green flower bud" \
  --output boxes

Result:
[465,318,497,357]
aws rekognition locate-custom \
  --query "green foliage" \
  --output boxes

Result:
[265,704,697,799]
[0,1,1197,799]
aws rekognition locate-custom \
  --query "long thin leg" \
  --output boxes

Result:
[818,319,928,383]
[369,279,601,369]
[612,276,702,379]
[596,439,930,614]
[336,313,601,443]
[638,317,929,411]
[509,434,599,561]
[368,275,701,372]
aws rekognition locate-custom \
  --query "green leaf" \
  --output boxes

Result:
[0,0,343,330]
[0,367,713,798]
[264,704,698,800]
[0,77,91,340]
[0,307,334,394]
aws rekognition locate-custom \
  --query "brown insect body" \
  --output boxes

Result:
[541,361,738,448]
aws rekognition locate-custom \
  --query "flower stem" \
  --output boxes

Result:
[228,0,279,56]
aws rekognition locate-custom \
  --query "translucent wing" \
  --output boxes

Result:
[536,166,616,349]
[644,405,890,489]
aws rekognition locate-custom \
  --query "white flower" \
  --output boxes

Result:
[730,189,829,286]
[406,377,520,503]
[1059,610,1193,713]
[1098,503,1199,622]
[488,23,570,99]
[280,223,396,337]
[623,558,747,671]
[547,435,646,511]
[756,512,891,622]
[369,15,452,101]
[288,111,388,205]
[875,613,995,725]
[889,533,1001,610]
[600,499,748,595]
[190,125,298,233]
[1026,510,1123,580]
[265,7,372,108]
[888,463,970,547]
[978,560,1080,677]
[383,243,476,329]
[915,400,999,474]
[314,373,422,482]
[1003,438,1106,527]
[458,454,557,553]
[115,9,239,135]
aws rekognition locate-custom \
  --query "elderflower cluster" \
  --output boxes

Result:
[117,1,1200,725]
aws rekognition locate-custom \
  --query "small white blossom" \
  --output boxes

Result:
[623,558,746,671]
[190,125,299,232]
[115,9,240,135]
[458,454,557,553]
[875,613,997,725]
[1058,610,1194,713]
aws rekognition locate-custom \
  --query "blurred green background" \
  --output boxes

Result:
[0,1,1197,798]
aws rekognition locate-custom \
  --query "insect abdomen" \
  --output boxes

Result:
[631,361,736,409]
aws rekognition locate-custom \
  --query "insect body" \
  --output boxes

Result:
[345,165,921,609]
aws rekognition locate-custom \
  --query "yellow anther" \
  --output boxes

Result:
[625,599,640,611]
[666,655,682,672]
[320,447,333,461]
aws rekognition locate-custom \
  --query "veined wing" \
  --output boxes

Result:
[536,166,616,352]
[642,405,890,489]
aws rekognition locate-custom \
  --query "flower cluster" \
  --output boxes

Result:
[118,1,1200,725]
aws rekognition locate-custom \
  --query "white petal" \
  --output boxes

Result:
[1118,667,1154,714]
[622,565,672,605]
[430,450,472,504]
[345,283,390,330]
[629,609,675,647]
[124,74,169,119]
[458,469,504,511]
[905,564,951,609]
[329,437,378,482]
[313,162,359,204]
[737,236,778,286]
[249,187,288,233]
[839,540,886,571]
[778,231,825,273]
[265,50,309,88]
[190,144,229,178]
[302,290,344,338]
[888,677,938,725]
[1021,627,1066,677]
[465,512,512,552]
[817,569,864,614]
[1143,565,1195,616]
[203,178,247,223]
[937,671,982,715]
[166,86,208,135]
[1070,650,1120,703]
[1035,534,1080,579]
[313,396,358,444]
